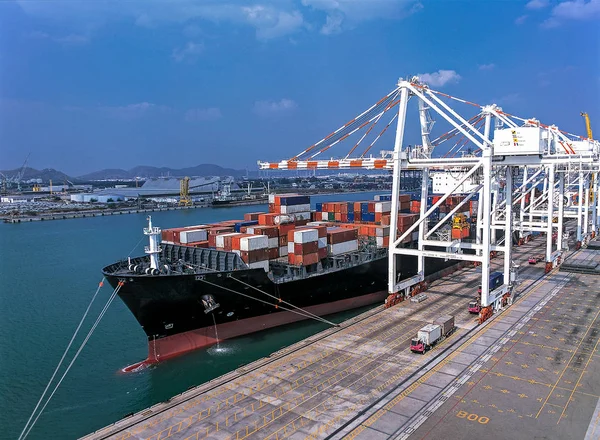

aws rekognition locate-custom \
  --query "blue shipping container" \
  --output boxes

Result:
[361,202,370,213]
[234,220,258,232]
[362,212,375,222]
[490,272,504,289]
[315,202,323,211]
[280,195,310,206]
[347,212,355,222]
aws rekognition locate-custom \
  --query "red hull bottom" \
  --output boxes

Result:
[121,291,387,372]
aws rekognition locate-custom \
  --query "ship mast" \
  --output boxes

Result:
[144,216,162,271]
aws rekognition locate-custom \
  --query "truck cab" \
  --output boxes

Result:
[410,338,425,354]
[468,301,481,314]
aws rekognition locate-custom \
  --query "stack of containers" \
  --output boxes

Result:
[232,234,269,271]
[327,227,359,256]
[288,228,319,266]
[374,201,391,223]
[356,224,390,247]
[246,225,280,259]
[215,232,244,251]
[207,226,235,247]
[399,194,411,213]
[268,194,311,226]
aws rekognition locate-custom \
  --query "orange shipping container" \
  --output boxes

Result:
[244,212,264,221]
[288,252,319,266]
[294,242,318,254]
[258,213,278,226]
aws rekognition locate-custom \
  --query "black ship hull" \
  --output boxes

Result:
[103,251,455,370]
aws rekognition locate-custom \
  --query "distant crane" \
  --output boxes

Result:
[179,176,192,206]
[581,112,593,140]
[14,152,31,192]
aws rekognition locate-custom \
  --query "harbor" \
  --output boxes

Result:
[82,236,600,440]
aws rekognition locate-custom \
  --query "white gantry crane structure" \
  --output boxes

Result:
[258,77,599,324]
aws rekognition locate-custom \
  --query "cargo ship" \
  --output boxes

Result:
[103,193,472,371]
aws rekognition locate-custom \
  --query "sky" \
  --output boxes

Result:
[0,0,599,176]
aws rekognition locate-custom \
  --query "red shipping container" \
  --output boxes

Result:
[294,241,318,254]
[327,227,358,244]
[278,223,295,237]
[248,225,278,238]
[268,204,276,213]
[279,235,288,246]
[187,240,209,248]
[268,248,279,259]
[368,201,375,212]
[340,203,348,214]
[296,219,309,226]
[244,212,264,221]
[239,248,269,263]
[334,212,342,222]
[318,247,327,259]
[341,213,348,223]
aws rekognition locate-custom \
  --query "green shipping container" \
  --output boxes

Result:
[328,212,335,221]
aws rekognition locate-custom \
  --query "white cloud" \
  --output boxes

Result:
[551,0,600,19]
[185,107,222,122]
[99,102,170,120]
[321,14,344,35]
[526,0,549,9]
[540,0,600,27]
[253,99,297,116]
[416,70,461,87]
[28,30,89,45]
[242,8,304,40]
[515,14,528,24]
[303,0,422,34]
[172,42,204,62]
[478,63,496,71]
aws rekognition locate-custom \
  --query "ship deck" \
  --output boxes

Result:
[83,237,600,440]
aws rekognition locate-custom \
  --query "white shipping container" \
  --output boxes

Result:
[375,226,390,237]
[417,324,442,346]
[279,245,288,257]
[294,229,318,243]
[268,237,279,249]
[240,235,269,251]
[294,212,312,221]
[412,231,419,241]
[180,228,208,244]
[307,221,327,226]
[268,194,276,204]
[288,242,294,254]
[279,203,311,214]
[328,240,358,256]
[320,212,329,221]
[376,236,387,247]
[493,127,543,156]
[247,260,269,272]
[215,232,241,249]
[375,201,392,213]
[318,237,327,248]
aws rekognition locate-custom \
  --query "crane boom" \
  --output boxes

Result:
[581,112,593,140]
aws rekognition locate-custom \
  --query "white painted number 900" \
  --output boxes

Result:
[456,410,489,424]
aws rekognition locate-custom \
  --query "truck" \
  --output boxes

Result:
[410,315,455,354]
[528,255,543,265]
[471,272,504,314]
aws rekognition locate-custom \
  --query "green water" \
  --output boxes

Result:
[0,191,386,439]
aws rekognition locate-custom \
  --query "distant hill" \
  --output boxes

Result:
[0,167,73,182]
[77,164,248,180]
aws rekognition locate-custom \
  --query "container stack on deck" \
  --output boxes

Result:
[159,193,430,271]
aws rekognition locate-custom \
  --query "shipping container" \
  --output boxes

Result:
[279,245,288,257]
[244,212,264,221]
[294,241,318,254]
[179,228,209,244]
[293,229,318,243]
[288,252,319,266]
[279,203,311,214]
[433,315,455,337]
[216,232,243,251]
[240,235,269,251]
[234,220,258,233]
[328,240,358,255]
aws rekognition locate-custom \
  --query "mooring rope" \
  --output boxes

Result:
[199,279,338,327]
[19,280,124,440]
[229,276,338,327]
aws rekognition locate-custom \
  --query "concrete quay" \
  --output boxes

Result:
[82,238,600,440]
